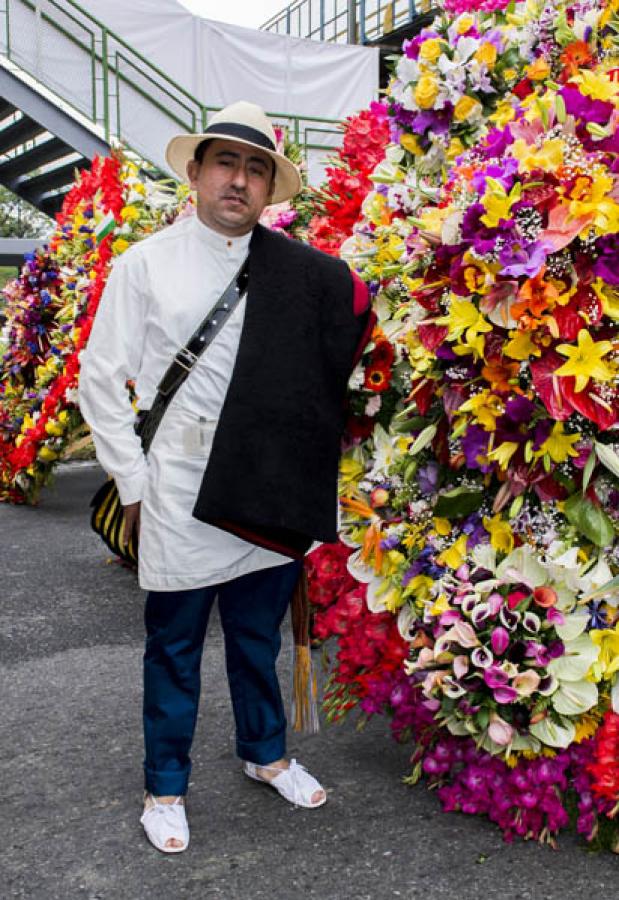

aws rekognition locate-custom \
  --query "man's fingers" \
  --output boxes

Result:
[122,502,141,547]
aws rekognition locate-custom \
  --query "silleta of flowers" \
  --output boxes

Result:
[308,0,619,851]
[0,154,185,502]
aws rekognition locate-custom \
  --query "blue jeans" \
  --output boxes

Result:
[143,560,302,796]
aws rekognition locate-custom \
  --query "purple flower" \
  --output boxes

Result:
[490,627,510,655]
[561,85,614,126]
[411,108,453,136]
[593,234,619,286]
[418,461,440,495]
[498,240,550,278]
[471,158,519,192]
[461,203,514,255]
[494,686,519,704]
[462,425,491,472]
[503,395,536,424]
[484,664,509,688]
[479,125,514,160]
[471,646,494,669]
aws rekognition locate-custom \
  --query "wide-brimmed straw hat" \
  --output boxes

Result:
[165,100,302,205]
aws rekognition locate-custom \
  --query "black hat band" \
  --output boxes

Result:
[203,122,276,152]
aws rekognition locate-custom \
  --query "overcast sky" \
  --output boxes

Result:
[178,0,288,28]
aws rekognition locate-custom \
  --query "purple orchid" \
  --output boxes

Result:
[498,239,550,279]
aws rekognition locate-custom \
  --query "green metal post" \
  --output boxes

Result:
[90,31,96,120]
[101,26,110,141]
[5,0,11,58]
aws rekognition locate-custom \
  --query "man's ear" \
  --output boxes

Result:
[186,158,199,189]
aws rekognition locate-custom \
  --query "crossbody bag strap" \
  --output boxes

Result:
[138,255,249,454]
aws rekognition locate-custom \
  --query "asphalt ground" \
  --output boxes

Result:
[1,463,617,900]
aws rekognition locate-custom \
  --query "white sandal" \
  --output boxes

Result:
[243,759,327,809]
[140,794,189,853]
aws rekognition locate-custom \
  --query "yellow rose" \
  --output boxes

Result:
[120,205,140,222]
[38,446,59,462]
[419,39,442,63]
[414,74,439,109]
[526,58,551,81]
[45,420,64,437]
[400,132,422,155]
[456,14,474,34]
[112,237,130,255]
[454,95,482,122]
[475,42,497,69]
[446,137,465,161]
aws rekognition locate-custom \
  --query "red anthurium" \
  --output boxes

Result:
[561,379,619,430]
[418,323,449,351]
[530,351,575,420]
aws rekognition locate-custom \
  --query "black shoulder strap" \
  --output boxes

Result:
[138,255,249,454]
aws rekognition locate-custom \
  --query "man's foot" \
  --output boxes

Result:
[244,758,326,808]
[140,793,189,853]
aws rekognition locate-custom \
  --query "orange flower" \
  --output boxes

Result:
[560,41,594,79]
[482,358,521,393]
[511,270,560,325]
[533,586,558,608]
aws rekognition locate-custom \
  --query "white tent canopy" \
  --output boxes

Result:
[73,0,379,179]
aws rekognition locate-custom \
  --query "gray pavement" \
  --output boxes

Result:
[1,464,617,900]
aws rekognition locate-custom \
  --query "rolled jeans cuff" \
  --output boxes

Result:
[237,726,286,766]
[144,763,190,797]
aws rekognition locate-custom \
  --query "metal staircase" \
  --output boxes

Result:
[0,63,108,217]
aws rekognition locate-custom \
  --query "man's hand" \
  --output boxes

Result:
[122,501,141,547]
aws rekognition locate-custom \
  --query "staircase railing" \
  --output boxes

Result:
[0,0,343,173]
[261,0,422,43]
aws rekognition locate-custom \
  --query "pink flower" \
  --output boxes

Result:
[490,626,510,655]
[488,713,514,746]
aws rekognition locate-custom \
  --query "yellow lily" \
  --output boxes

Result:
[555,329,615,393]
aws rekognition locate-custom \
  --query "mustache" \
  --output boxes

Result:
[221,191,248,204]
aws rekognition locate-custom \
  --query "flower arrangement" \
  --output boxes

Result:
[0,154,185,503]
[305,0,619,851]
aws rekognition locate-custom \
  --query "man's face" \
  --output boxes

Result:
[187,138,275,237]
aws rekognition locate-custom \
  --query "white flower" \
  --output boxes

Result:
[365,395,382,417]
[349,364,365,390]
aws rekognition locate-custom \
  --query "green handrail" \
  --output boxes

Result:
[0,0,343,169]
[262,0,421,43]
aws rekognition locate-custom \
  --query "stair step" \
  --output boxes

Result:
[19,157,89,203]
[0,99,17,122]
[40,190,70,217]
[0,115,46,155]
[0,137,68,188]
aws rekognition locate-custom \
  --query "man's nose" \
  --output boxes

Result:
[231,164,248,188]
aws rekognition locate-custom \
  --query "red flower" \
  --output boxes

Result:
[364,363,392,393]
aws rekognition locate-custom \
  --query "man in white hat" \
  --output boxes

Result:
[79,100,372,853]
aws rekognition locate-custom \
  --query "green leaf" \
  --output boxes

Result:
[595,442,619,480]
[564,493,615,547]
[434,487,485,519]
[408,423,437,457]
[582,447,597,494]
